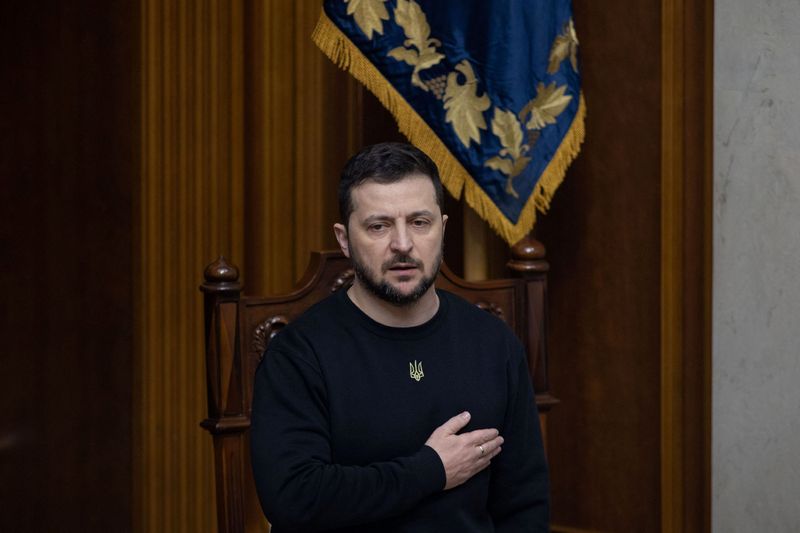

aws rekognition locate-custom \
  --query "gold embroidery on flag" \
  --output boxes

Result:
[547,18,579,74]
[484,109,532,199]
[345,0,390,40]
[444,60,491,148]
[520,82,573,131]
[387,0,444,91]
[313,8,586,245]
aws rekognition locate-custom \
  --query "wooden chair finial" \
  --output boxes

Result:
[201,256,241,293]
[507,235,549,274]
[204,256,239,282]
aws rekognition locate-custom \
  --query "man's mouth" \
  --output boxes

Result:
[383,255,423,274]
[388,263,418,272]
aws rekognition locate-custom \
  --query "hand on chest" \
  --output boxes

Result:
[325,345,508,465]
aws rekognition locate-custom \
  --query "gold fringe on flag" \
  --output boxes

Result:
[312,9,586,245]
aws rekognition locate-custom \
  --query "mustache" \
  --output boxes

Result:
[381,254,423,272]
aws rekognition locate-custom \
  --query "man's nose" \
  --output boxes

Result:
[390,224,413,253]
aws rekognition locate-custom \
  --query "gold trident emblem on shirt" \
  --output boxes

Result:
[409,360,424,382]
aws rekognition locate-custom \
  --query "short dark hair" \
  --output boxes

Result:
[338,142,445,226]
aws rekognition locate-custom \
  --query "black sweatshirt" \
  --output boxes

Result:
[251,288,549,532]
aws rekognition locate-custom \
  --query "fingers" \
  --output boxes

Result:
[438,411,472,435]
[474,444,502,473]
[465,440,502,483]
[463,428,500,445]
[476,434,504,456]
[433,418,504,491]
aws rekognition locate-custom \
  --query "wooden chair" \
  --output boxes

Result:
[200,237,557,533]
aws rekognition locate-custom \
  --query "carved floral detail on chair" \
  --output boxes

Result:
[475,301,504,321]
[252,315,289,362]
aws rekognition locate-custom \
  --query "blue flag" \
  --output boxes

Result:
[314,0,585,244]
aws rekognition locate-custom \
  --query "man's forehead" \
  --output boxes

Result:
[350,174,439,214]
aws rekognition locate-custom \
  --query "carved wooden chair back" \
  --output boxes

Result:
[200,243,554,533]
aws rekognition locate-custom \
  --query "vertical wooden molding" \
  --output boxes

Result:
[138,1,245,531]
[661,0,685,530]
[661,0,712,531]
[702,2,714,530]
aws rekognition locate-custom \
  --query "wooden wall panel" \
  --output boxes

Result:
[0,2,138,531]
[136,2,365,531]
[292,2,359,283]
[135,0,711,528]
[244,2,363,296]
[245,0,296,294]
[537,1,664,531]
[0,1,710,531]
[138,1,245,531]
[537,0,712,531]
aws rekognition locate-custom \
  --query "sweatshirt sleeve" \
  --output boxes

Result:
[250,345,446,532]
[487,345,550,532]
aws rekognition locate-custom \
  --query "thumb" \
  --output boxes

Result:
[439,411,471,435]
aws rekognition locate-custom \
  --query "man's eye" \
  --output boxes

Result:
[368,223,388,232]
[411,219,430,228]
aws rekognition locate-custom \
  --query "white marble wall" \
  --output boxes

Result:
[714,0,800,531]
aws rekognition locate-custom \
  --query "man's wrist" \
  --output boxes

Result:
[417,444,447,492]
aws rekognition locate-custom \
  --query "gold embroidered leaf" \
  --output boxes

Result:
[345,0,390,40]
[490,108,526,160]
[509,155,532,177]
[485,108,531,198]
[506,155,531,198]
[388,46,419,65]
[485,156,513,177]
[547,38,570,74]
[521,82,572,130]
[394,0,432,50]
[547,18,579,74]
[443,61,491,147]
[389,0,444,90]
[413,48,445,78]
[485,155,530,198]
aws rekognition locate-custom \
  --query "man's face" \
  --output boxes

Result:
[334,174,447,306]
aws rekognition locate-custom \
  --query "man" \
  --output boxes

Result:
[251,142,549,532]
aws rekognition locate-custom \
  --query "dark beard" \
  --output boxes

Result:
[351,249,443,307]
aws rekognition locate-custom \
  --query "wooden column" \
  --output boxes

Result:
[507,235,558,452]
[660,0,713,530]
[463,205,489,281]
[200,258,258,533]
[137,1,246,532]
[661,0,686,529]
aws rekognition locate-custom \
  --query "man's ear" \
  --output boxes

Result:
[333,222,350,258]
[441,214,448,236]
